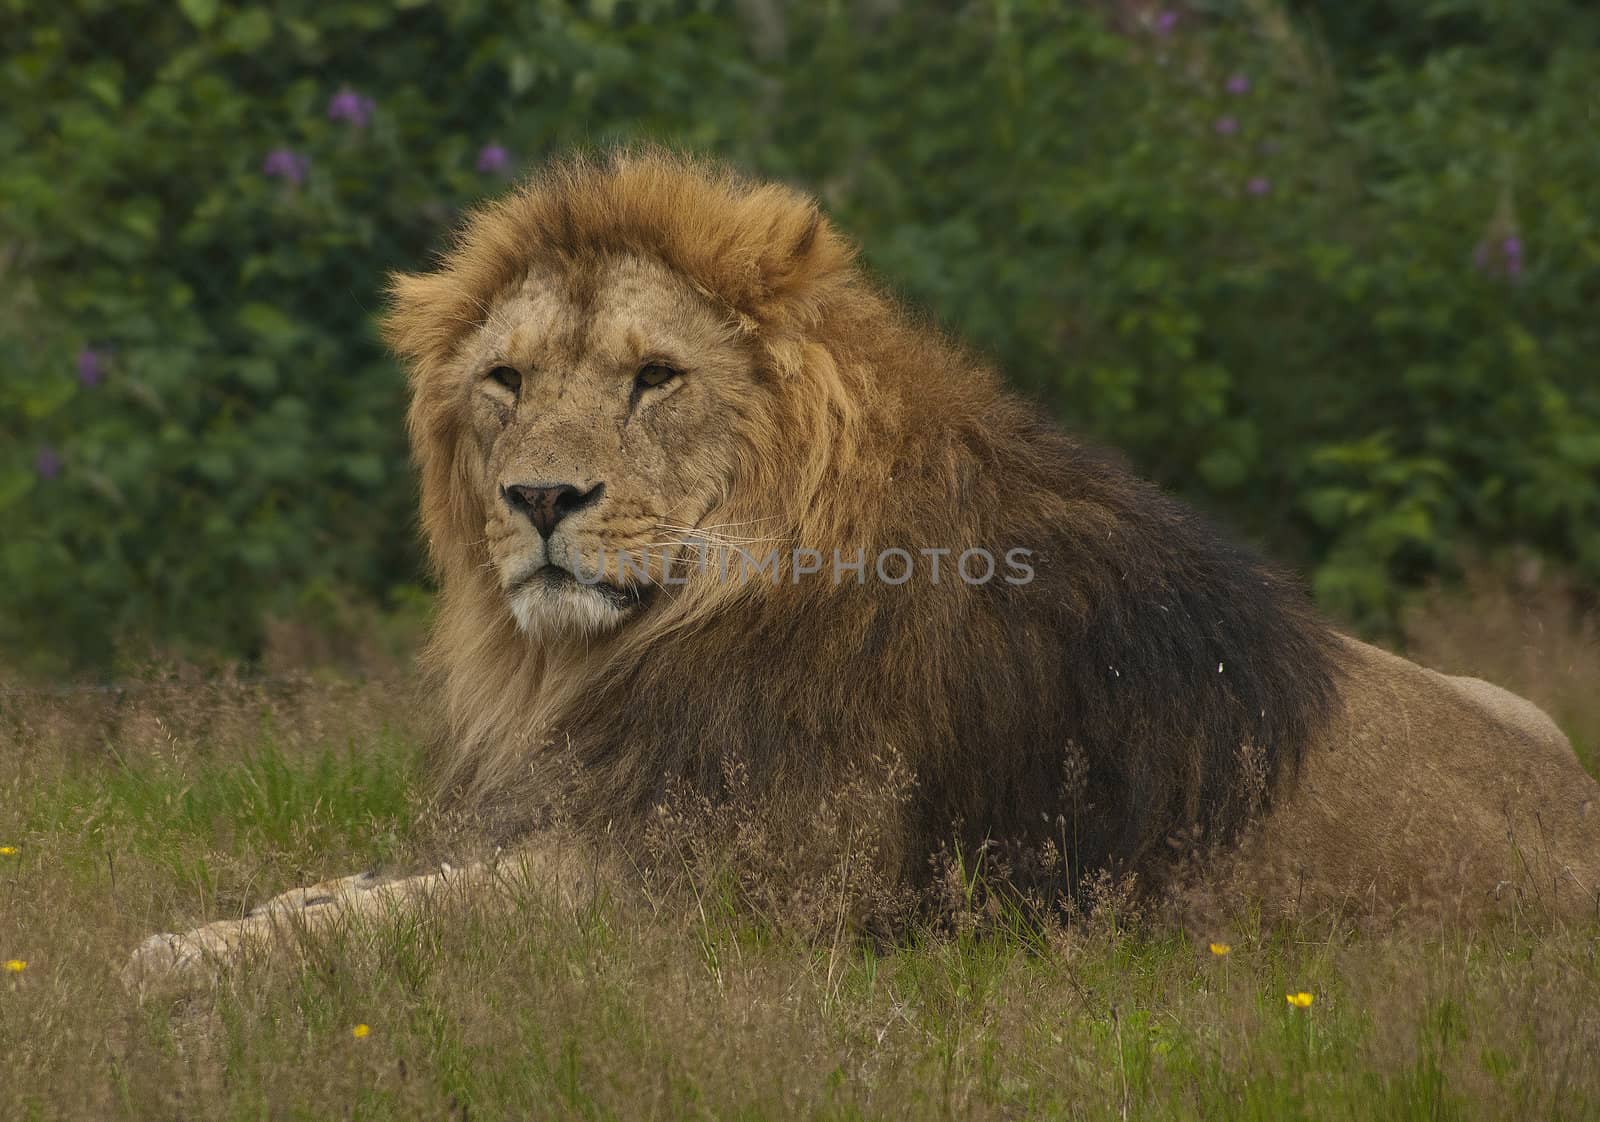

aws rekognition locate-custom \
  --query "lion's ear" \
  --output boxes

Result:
[381,269,464,368]
[744,193,854,322]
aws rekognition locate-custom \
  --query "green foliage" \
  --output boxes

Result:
[4,0,1597,666]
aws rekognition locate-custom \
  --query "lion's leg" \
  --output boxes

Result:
[122,864,476,989]
[241,869,389,917]
[123,837,607,990]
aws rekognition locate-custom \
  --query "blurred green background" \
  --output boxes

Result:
[4,0,1598,673]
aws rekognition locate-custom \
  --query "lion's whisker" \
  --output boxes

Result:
[660,516,780,531]
[640,536,786,551]
[646,527,788,548]
[654,518,782,536]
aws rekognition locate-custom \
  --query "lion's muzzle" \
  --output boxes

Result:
[501,480,606,539]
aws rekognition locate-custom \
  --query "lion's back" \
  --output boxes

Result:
[1226,636,1599,919]
[1443,673,1570,756]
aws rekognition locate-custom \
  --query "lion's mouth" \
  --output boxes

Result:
[516,564,652,612]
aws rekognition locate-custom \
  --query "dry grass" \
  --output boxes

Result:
[2,578,1598,1119]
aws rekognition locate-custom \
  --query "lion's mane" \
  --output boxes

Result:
[383,151,1341,889]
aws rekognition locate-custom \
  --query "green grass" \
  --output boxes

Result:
[2,673,1598,1120]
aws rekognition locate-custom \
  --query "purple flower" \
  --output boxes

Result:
[1503,237,1525,277]
[476,143,511,174]
[1214,116,1240,136]
[77,348,103,388]
[1473,234,1526,280]
[1154,9,1179,35]
[327,88,376,129]
[35,445,61,481]
[1226,73,1251,95]
[262,148,309,185]
[1246,176,1272,196]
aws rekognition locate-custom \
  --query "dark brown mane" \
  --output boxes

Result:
[549,383,1342,889]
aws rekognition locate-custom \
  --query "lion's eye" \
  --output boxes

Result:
[635,362,679,391]
[486,366,521,394]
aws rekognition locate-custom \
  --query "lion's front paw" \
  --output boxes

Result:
[121,872,385,991]
[121,915,266,991]
[121,866,461,992]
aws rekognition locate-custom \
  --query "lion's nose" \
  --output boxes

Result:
[501,481,605,540]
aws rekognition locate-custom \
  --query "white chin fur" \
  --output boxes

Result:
[509,583,625,640]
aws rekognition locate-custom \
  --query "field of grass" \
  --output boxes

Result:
[3,578,1598,1120]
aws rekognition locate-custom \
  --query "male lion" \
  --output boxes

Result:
[129,152,1598,981]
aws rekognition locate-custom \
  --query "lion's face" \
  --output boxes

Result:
[454,254,761,639]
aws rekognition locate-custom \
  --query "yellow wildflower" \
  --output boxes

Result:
[0,846,17,856]
[1208,942,1231,956]
[1286,991,1313,1008]
[351,1023,371,1039]
[4,960,25,973]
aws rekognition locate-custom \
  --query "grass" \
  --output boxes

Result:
[2,576,1599,1120]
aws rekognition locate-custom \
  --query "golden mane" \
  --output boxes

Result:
[385,150,857,365]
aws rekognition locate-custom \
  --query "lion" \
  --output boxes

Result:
[127,151,1598,984]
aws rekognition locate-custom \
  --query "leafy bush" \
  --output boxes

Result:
[4,0,1597,669]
